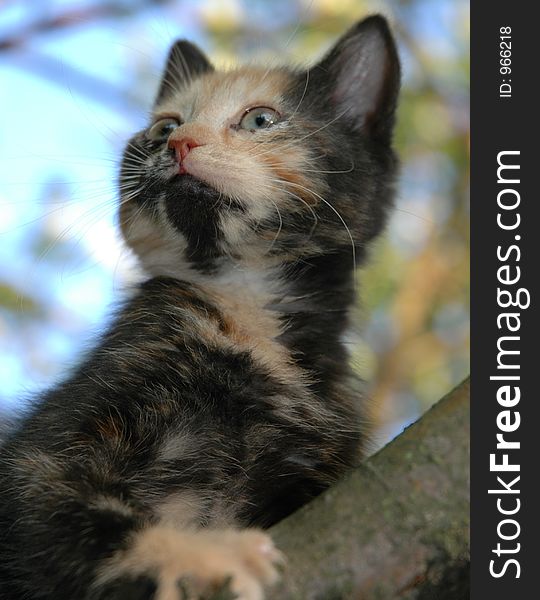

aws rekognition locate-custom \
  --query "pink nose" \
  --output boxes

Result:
[167,136,202,163]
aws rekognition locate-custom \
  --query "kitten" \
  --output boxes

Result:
[0,15,400,600]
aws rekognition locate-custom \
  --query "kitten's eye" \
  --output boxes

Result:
[147,118,180,142]
[238,107,279,131]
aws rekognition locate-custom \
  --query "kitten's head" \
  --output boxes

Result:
[119,15,400,276]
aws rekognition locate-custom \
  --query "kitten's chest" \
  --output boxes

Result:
[202,268,302,387]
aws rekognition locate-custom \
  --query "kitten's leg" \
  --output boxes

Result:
[0,447,281,600]
[92,527,282,600]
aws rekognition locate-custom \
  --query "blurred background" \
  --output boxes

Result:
[0,0,469,448]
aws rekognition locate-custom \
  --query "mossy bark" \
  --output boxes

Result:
[267,378,470,600]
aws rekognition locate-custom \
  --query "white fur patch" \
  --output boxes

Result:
[96,526,282,600]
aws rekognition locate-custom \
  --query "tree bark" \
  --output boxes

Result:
[267,378,470,600]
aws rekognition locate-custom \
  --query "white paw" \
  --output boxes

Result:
[96,527,284,600]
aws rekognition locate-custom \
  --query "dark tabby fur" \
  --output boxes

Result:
[0,16,400,600]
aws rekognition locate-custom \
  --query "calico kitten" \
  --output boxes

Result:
[0,15,400,600]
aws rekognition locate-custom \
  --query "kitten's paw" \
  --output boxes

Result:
[94,527,283,600]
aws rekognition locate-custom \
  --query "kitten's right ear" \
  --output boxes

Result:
[309,15,400,143]
[154,40,213,106]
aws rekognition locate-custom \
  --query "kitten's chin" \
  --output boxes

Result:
[167,173,218,197]
[163,173,244,213]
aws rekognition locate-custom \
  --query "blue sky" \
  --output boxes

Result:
[0,2,191,407]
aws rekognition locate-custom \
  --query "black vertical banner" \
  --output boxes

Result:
[471,2,539,598]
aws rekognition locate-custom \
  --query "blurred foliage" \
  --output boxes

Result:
[0,284,41,315]
[0,0,469,444]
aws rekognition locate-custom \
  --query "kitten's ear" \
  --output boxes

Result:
[154,40,213,106]
[313,15,400,141]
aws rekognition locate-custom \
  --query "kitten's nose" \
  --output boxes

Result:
[167,136,202,164]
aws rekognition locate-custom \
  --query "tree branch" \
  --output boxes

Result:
[268,378,470,599]
[0,1,158,52]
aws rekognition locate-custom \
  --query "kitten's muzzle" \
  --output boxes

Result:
[168,136,204,175]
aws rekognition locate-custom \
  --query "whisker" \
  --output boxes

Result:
[266,197,283,254]
[288,68,310,123]
[280,180,357,278]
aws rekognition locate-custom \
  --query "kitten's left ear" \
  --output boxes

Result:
[154,40,213,106]
[313,15,400,142]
